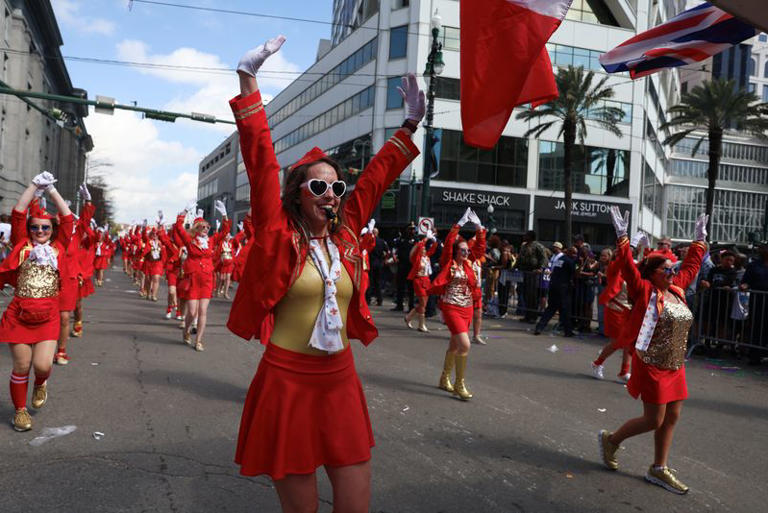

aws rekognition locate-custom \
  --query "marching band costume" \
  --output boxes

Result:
[405,235,438,332]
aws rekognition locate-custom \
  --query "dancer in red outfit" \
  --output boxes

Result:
[175,200,230,351]
[142,228,166,302]
[158,221,182,319]
[598,207,708,495]
[231,214,252,284]
[430,209,483,401]
[467,221,487,345]
[214,232,236,298]
[93,222,111,287]
[70,201,97,339]
[404,229,437,332]
[0,172,73,431]
[229,36,422,513]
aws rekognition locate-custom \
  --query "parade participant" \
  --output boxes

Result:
[215,231,236,299]
[591,242,642,382]
[142,227,166,302]
[468,223,487,345]
[599,207,708,495]
[229,36,422,513]
[430,209,482,400]
[405,229,438,332]
[70,204,97,339]
[157,218,182,319]
[93,227,111,287]
[0,172,73,431]
[175,200,230,351]
[359,220,375,298]
[120,234,131,274]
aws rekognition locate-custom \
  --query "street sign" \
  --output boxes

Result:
[417,217,435,235]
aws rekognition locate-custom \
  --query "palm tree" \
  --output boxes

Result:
[660,79,768,240]
[516,65,624,245]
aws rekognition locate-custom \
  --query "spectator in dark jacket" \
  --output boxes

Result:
[534,242,575,337]
[741,242,768,364]
[517,230,548,323]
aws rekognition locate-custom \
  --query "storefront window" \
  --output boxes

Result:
[438,129,528,187]
[389,25,407,59]
[538,141,629,197]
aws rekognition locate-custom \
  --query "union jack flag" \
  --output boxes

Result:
[599,2,756,78]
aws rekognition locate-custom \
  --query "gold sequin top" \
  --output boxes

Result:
[15,258,60,299]
[221,241,233,260]
[639,300,693,371]
[270,255,354,356]
[607,282,632,312]
[441,264,472,308]
[417,255,430,277]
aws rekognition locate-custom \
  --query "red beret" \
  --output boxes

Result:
[289,147,328,171]
[28,199,55,220]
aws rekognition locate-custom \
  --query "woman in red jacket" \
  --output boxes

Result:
[229,36,422,512]
[175,200,230,351]
[0,172,73,431]
[142,228,166,302]
[429,209,483,401]
[94,227,111,287]
[215,232,236,299]
[599,207,708,495]
[404,230,437,332]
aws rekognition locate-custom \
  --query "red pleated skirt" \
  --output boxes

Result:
[440,302,473,335]
[177,275,190,300]
[0,296,60,343]
[236,343,374,480]
[59,276,79,311]
[146,260,164,277]
[627,351,687,404]
[412,276,431,297]
[79,277,95,298]
[166,270,178,287]
[185,271,214,300]
[216,260,235,274]
[604,307,633,346]
[94,256,110,270]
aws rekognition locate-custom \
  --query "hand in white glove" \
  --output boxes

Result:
[694,213,709,241]
[367,219,376,232]
[185,200,197,214]
[79,183,91,202]
[157,210,164,222]
[237,221,244,232]
[90,218,98,229]
[214,200,227,217]
[609,206,630,238]
[457,207,473,227]
[361,227,369,236]
[237,35,286,77]
[467,209,483,229]
[426,229,436,241]
[630,231,650,249]
[196,209,204,219]
[397,73,426,124]
[215,220,221,232]
[32,171,57,196]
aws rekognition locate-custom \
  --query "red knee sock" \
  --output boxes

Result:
[593,357,606,366]
[619,362,631,376]
[10,372,29,410]
[34,369,51,387]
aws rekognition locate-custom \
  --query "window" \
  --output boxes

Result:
[389,25,407,59]
[538,141,630,197]
[642,160,663,217]
[764,61,768,78]
[749,82,756,93]
[761,34,768,43]
[386,77,403,109]
[565,0,619,26]
[441,26,460,52]
[763,85,768,102]
[547,43,604,72]
[435,77,460,100]
[437,129,528,187]
[749,57,757,76]
[392,0,409,9]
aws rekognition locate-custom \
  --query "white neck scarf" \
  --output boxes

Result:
[29,241,58,270]
[307,238,344,353]
[150,240,161,260]
[635,290,660,351]
[96,242,102,256]
[195,234,209,249]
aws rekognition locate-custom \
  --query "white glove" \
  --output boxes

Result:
[467,209,483,229]
[196,209,204,219]
[367,219,376,232]
[609,206,630,238]
[214,200,227,217]
[215,220,221,232]
[237,35,286,77]
[157,210,164,222]
[457,207,472,227]
[361,227,369,235]
[694,213,709,241]
[32,171,57,197]
[397,73,426,123]
[142,219,148,228]
[185,200,197,214]
[630,231,649,249]
[426,229,436,241]
[79,183,91,202]
[90,218,98,229]
[237,221,244,232]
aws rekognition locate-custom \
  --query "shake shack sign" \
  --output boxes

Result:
[435,188,525,208]
[535,196,631,225]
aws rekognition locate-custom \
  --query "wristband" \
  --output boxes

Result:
[401,119,419,132]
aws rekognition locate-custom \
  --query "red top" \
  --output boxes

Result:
[407,238,438,281]
[429,224,478,295]
[226,89,419,345]
[175,215,230,276]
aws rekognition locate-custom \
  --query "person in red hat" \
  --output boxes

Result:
[429,208,484,401]
[93,226,111,287]
[598,208,708,495]
[214,231,237,299]
[157,218,182,320]
[404,228,438,332]
[229,36,423,512]
[175,200,230,351]
[142,226,166,302]
[0,172,74,431]
[69,200,97,339]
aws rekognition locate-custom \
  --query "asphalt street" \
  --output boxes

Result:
[0,267,766,513]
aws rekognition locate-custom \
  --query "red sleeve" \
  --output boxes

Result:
[175,214,191,247]
[598,259,623,305]
[471,228,486,261]
[56,214,74,248]
[426,239,438,257]
[440,225,460,269]
[673,241,706,290]
[617,237,647,299]
[343,130,419,235]
[230,90,282,230]
[410,240,426,266]
[11,209,27,247]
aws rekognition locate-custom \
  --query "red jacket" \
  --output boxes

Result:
[175,215,230,276]
[407,238,438,281]
[617,236,706,344]
[428,224,477,296]
[227,89,418,344]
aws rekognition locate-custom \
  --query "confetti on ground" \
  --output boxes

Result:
[546,344,559,353]
[565,472,574,479]
[597,408,607,413]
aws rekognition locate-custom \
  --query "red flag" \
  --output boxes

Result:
[460,0,572,149]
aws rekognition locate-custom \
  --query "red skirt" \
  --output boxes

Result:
[166,269,178,287]
[146,260,164,277]
[236,343,374,480]
[440,302,473,335]
[59,276,79,312]
[79,277,95,298]
[186,270,214,300]
[177,275,190,300]
[412,276,431,297]
[627,351,687,404]
[94,255,110,270]
[604,307,632,347]
[216,259,235,274]
[0,296,60,344]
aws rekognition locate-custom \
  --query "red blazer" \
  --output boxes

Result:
[227,89,418,345]
[175,215,230,276]
[428,224,477,296]
[0,208,74,288]
[617,236,706,344]
[407,238,438,281]
[598,258,625,306]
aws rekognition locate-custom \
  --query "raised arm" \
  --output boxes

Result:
[175,213,192,247]
[673,214,709,290]
[440,224,461,269]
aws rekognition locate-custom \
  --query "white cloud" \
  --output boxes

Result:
[52,0,116,36]
[85,108,201,223]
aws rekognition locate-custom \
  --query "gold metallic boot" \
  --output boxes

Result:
[31,382,48,409]
[12,408,32,432]
[452,354,472,400]
[404,310,415,329]
[438,352,455,393]
[417,314,429,333]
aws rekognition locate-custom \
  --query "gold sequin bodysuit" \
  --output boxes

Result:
[417,255,430,277]
[270,255,354,356]
[15,258,60,299]
[639,300,693,370]
[441,264,472,308]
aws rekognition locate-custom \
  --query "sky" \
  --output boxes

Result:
[51,0,334,223]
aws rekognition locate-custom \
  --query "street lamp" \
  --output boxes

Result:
[487,204,497,234]
[420,11,444,218]
[351,138,372,169]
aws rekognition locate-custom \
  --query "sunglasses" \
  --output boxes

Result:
[30,224,52,232]
[659,267,678,275]
[458,248,470,254]
[301,179,347,198]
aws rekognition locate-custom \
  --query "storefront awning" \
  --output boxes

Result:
[710,0,768,34]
